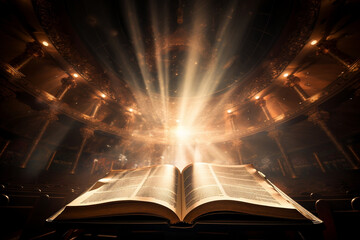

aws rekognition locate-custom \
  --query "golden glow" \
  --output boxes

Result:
[73,73,79,78]
[100,93,106,98]
[283,73,289,77]
[274,114,285,121]
[174,125,190,141]
[310,40,318,46]
[255,95,260,100]
[42,41,49,47]
[111,2,251,170]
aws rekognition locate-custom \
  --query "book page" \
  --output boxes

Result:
[210,164,294,208]
[182,163,295,216]
[68,165,181,215]
[182,163,223,212]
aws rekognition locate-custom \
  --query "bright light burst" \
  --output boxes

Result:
[174,125,191,141]
[110,0,252,170]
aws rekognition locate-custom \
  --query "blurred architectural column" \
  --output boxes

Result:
[45,151,57,171]
[316,39,357,70]
[90,98,103,118]
[256,98,272,121]
[285,75,309,101]
[70,128,94,174]
[227,110,244,165]
[0,140,11,159]
[9,41,45,71]
[313,152,326,173]
[268,130,297,178]
[308,110,358,169]
[90,159,98,175]
[55,76,77,100]
[347,145,360,165]
[177,0,184,24]
[276,158,286,176]
[232,140,244,165]
[20,111,58,168]
[228,111,236,132]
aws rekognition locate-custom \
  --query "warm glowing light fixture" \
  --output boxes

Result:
[227,109,232,114]
[73,73,79,78]
[310,40,318,46]
[42,41,49,47]
[283,73,289,77]
[100,93,106,98]
[129,108,134,112]
[255,95,260,100]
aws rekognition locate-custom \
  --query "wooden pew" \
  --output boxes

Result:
[0,191,68,239]
[20,194,67,239]
[315,197,360,240]
[0,205,34,239]
[7,194,39,206]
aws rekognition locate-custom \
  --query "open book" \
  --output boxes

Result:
[48,163,321,224]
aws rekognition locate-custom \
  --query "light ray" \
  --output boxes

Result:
[150,1,171,130]
[112,0,258,170]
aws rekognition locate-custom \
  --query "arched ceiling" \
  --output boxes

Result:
[61,0,293,97]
